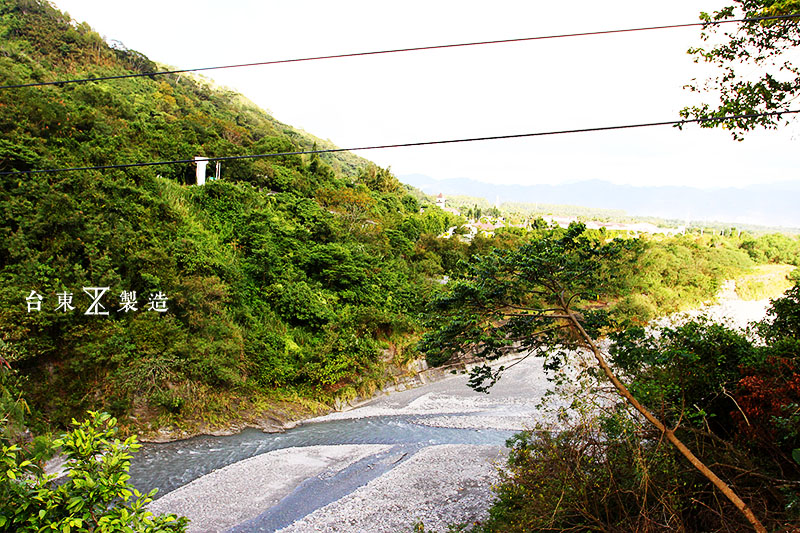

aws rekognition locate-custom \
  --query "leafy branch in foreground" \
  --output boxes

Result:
[681,0,800,138]
[419,223,768,532]
[0,411,187,532]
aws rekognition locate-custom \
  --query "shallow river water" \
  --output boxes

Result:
[130,414,516,498]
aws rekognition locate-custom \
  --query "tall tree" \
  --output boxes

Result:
[420,224,768,532]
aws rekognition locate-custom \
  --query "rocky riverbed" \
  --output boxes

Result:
[145,290,776,532]
[146,355,546,532]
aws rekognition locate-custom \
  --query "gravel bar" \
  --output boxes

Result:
[277,444,508,533]
[148,444,390,533]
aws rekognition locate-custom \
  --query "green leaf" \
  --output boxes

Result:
[792,448,800,465]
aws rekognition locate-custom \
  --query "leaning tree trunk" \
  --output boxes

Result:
[557,295,767,533]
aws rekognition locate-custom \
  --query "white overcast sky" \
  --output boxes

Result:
[51,0,799,189]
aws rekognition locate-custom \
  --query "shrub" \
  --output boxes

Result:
[474,414,787,532]
[0,411,188,532]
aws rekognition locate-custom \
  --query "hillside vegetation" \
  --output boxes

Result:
[0,0,470,435]
[1,0,800,441]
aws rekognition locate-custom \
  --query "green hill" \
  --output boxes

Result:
[0,0,467,436]
[3,0,800,441]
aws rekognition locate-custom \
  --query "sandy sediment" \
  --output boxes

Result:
[148,444,390,533]
[276,444,507,533]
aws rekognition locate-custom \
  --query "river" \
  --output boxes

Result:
[138,292,773,532]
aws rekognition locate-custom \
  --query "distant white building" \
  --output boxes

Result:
[434,193,461,216]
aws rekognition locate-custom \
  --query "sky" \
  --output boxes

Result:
[51,0,799,192]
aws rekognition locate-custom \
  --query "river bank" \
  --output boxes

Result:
[137,276,781,444]
[135,352,512,444]
[142,351,545,533]
[137,286,781,532]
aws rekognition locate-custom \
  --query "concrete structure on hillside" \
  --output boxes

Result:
[195,156,208,186]
[195,157,221,185]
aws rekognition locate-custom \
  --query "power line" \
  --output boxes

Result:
[2,110,797,176]
[2,14,798,90]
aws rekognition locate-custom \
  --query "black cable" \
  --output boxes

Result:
[2,14,798,90]
[2,110,796,176]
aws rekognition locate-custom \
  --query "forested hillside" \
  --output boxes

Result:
[0,0,471,434]
[2,0,800,440]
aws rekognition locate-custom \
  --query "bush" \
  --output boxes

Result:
[0,411,188,532]
[474,414,786,532]
[475,286,800,532]
[474,421,686,532]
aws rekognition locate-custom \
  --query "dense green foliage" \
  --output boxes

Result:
[613,233,756,321]
[0,0,470,431]
[0,411,187,532]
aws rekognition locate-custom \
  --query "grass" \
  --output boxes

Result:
[734,264,797,301]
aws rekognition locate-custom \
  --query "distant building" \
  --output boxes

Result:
[463,220,504,238]
[435,193,461,216]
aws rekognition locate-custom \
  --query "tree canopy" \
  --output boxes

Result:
[419,223,636,375]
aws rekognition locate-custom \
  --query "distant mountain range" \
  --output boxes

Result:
[399,174,800,229]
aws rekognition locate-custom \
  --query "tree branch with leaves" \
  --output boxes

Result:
[419,223,768,532]
[0,411,188,532]
[681,0,800,139]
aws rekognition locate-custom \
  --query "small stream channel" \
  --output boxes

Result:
[130,414,517,499]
